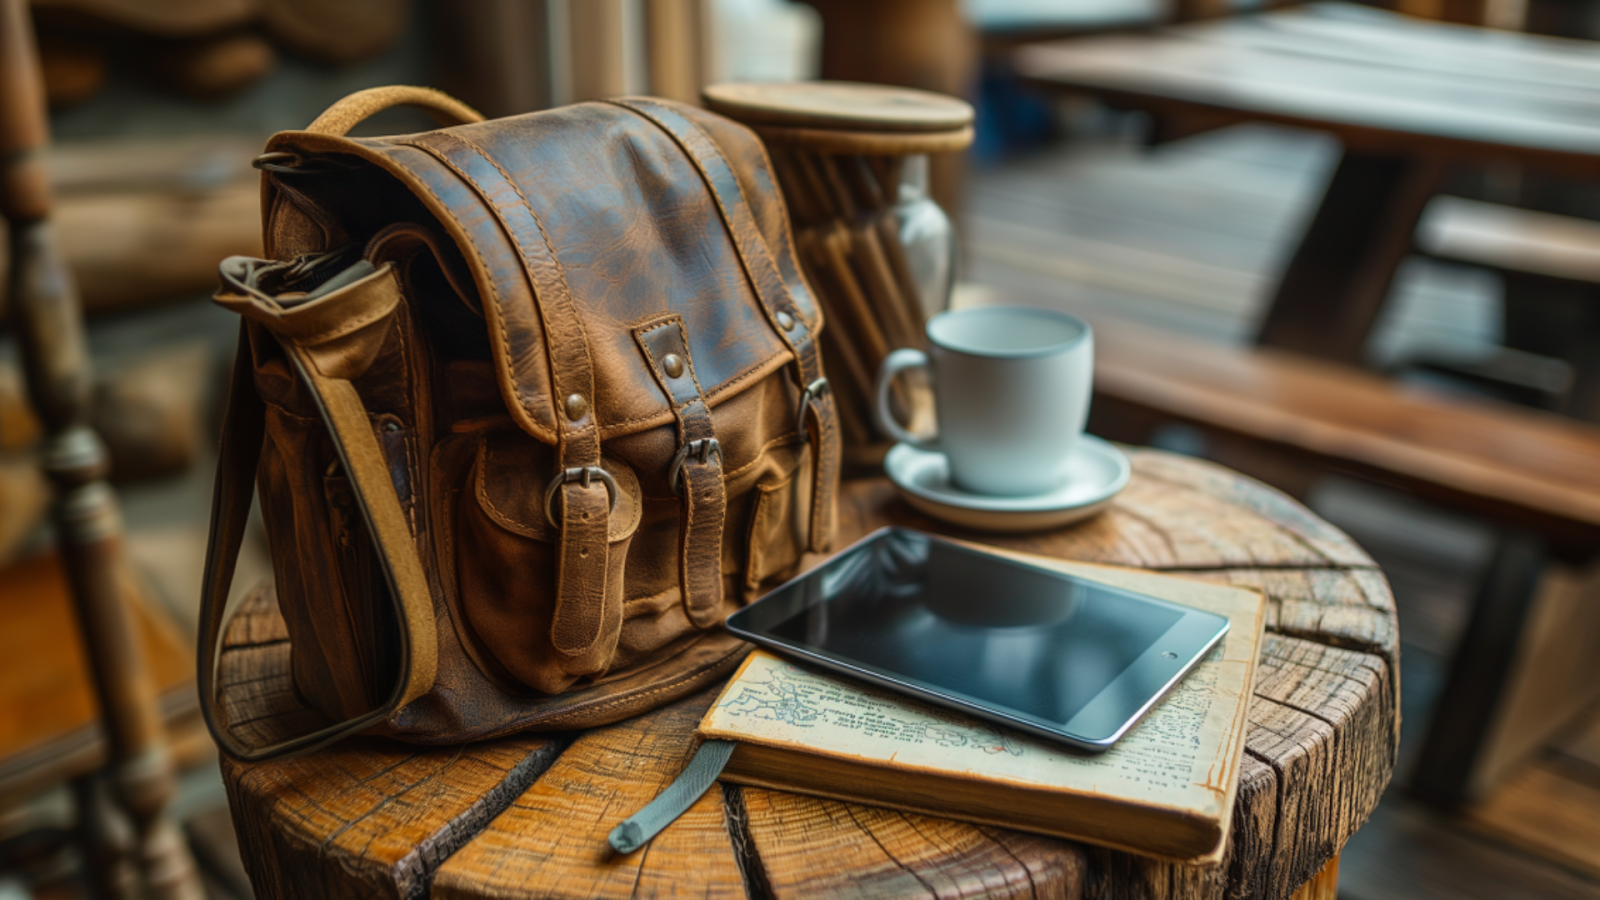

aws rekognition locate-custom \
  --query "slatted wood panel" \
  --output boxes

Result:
[219,451,1396,899]
[1016,2,1600,175]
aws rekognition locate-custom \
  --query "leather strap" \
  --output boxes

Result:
[403,130,619,674]
[199,260,439,762]
[608,98,839,553]
[608,739,736,854]
[307,85,484,137]
[636,316,725,629]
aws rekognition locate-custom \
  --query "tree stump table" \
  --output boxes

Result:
[218,450,1396,899]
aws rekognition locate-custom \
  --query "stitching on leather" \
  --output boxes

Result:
[652,103,811,352]
[392,137,543,439]
[674,318,711,400]
[293,272,401,347]
[634,315,713,415]
[441,131,601,453]
[605,99,807,359]
[669,109,830,389]
[742,128,819,329]
[634,317,682,409]
[598,351,785,433]
[526,648,747,726]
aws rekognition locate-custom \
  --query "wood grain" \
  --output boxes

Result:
[432,689,747,899]
[220,450,1397,900]
[218,589,565,900]
[736,786,1085,898]
[1092,319,1600,554]
[1016,4,1600,175]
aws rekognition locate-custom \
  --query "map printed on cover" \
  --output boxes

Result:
[700,557,1266,862]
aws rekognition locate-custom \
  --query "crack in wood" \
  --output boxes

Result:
[720,784,775,900]
[391,737,570,900]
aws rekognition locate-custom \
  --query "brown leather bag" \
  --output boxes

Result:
[199,86,841,761]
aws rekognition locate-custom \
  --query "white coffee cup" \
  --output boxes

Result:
[876,306,1093,496]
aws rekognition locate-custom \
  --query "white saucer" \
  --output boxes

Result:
[884,436,1131,533]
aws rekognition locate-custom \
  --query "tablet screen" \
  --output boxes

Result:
[761,532,1183,724]
[729,529,1228,748]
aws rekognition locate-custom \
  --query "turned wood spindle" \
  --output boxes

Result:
[0,0,202,896]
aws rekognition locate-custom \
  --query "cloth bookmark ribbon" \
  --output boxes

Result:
[607,739,736,854]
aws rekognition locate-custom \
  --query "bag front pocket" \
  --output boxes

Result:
[740,439,813,598]
[453,431,642,695]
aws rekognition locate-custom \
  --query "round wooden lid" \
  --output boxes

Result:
[702,81,974,134]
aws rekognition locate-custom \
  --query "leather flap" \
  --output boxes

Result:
[260,100,820,445]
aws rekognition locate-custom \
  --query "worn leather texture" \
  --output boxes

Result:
[201,89,840,754]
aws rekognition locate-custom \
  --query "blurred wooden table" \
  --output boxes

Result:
[1016,1,1600,363]
[217,451,1395,900]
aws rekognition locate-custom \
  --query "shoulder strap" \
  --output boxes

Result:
[199,260,438,761]
[607,98,839,552]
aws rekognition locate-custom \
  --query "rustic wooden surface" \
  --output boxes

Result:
[1016,3,1600,175]
[1015,1,1600,369]
[219,450,1398,899]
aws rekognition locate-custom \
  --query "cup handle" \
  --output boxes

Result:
[876,348,936,449]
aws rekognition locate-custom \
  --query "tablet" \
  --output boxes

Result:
[725,528,1230,751]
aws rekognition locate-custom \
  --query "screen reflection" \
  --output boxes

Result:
[767,531,1182,724]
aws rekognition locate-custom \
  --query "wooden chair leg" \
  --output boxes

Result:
[0,1,201,896]
[73,774,139,900]
[1411,530,1546,806]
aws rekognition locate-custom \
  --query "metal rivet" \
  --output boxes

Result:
[777,311,795,331]
[662,353,685,379]
[564,393,589,421]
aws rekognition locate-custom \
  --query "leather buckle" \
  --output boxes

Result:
[668,438,722,497]
[796,377,830,434]
[543,465,621,527]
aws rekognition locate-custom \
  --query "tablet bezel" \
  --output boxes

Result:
[724,527,1231,752]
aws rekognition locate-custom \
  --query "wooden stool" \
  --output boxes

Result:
[218,451,1391,900]
[704,81,973,472]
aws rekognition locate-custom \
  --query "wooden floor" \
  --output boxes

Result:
[966,120,1600,900]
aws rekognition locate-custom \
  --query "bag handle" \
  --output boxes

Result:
[307,85,485,137]
[199,260,438,762]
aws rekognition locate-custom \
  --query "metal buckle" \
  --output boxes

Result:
[668,438,722,496]
[543,466,621,527]
[796,377,830,434]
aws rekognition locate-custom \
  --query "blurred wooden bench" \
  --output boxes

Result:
[1089,320,1600,805]
[1415,197,1600,420]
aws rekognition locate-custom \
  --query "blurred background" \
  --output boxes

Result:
[1,0,1598,897]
